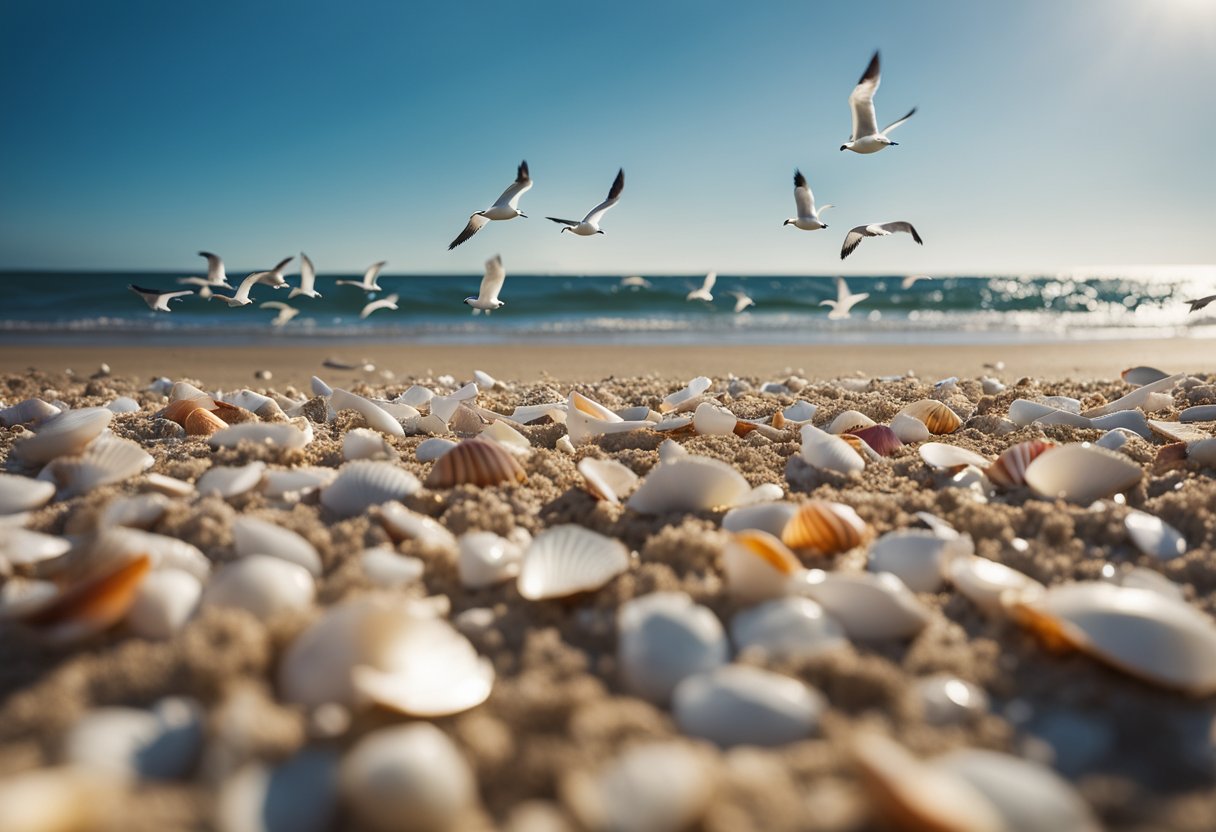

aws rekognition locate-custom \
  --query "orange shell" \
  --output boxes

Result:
[161,397,211,426]
[184,407,228,436]
[23,554,151,643]
[986,440,1056,489]
[425,437,527,488]
[902,400,962,435]
[729,530,802,576]
[781,500,873,555]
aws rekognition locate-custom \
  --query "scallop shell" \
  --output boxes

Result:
[415,437,457,462]
[948,555,1044,614]
[673,665,825,748]
[849,424,903,457]
[51,436,154,498]
[196,461,267,500]
[661,377,712,413]
[183,407,227,436]
[1023,443,1142,504]
[14,407,113,465]
[1181,405,1216,423]
[900,400,962,434]
[0,529,72,568]
[827,410,875,435]
[799,425,864,474]
[781,499,872,555]
[127,569,202,639]
[425,437,527,488]
[343,428,398,461]
[721,502,799,537]
[378,502,458,553]
[617,591,729,704]
[1148,419,1209,444]
[0,473,55,515]
[458,531,524,589]
[203,555,315,618]
[791,569,931,640]
[625,455,752,514]
[517,524,630,600]
[723,531,803,603]
[321,461,422,517]
[208,422,311,451]
[1121,366,1170,386]
[1082,373,1184,418]
[18,554,151,644]
[730,596,847,660]
[890,412,932,443]
[985,440,1056,489]
[868,529,972,593]
[0,397,61,427]
[232,516,323,576]
[577,457,639,504]
[331,388,405,437]
[1124,510,1186,561]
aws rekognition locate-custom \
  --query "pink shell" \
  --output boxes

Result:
[848,425,904,457]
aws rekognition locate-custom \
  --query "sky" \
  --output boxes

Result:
[1,0,1214,277]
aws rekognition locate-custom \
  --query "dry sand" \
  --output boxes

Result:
[0,344,1214,831]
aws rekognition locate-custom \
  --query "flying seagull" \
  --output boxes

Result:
[336,261,387,292]
[840,51,917,154]
[360,293,400,319]
[209,272,265,307]
[260,301,300,327]
[730,290,755,313]
[900,274,931,289]
[547,168,625,236]
[686,272,716,302]
[1186,295,1216,313]
[840,222,923,260]
[449,160,533,250]
[620,275,652,289]
[249,257,294,289]
[178,251,233,298]
[465,255,507,314]
[290,253,322,299]
[820,276,870,320]
[784,170,834,231]
[129,284,193,312]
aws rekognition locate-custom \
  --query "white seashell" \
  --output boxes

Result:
[868,529,973,592]
[0,576,59,617]
[170,381,211,402]
[126,569,202,639]
[481,420,531,454]
[1190,438,1216,466]
[673,665,824,748]
[1148,419,1209,444]
[98,492,170,530]
[723,531,803,603]
[1119,566,1185,601]
[360,547,424,588]
[517,524,630,600]
[890,412,932,443]
[331,388,405,437]
[799,424,864,474]
[1181,405,1216,423]
[428,393,465,424]
[692,401,737,436]
[320,461,421,518]
[722,502,798,537]
[106,396,141,414]
[379,502,457,552]
[1089,409,1150,437]
[63,698,205,781]
[563,742,714,832]
[203,555,315,618]
[369,398,421,422]
[458,531,524,589]
[311,376,333,397]
[261,466,336,501]
[14,407,113,465]
[0,397,61,426]
[1034,408,1093,428]
[827,409,875,434]
[626,455,752,514]
[948,555,1043,614]
[415,437,457,462]
[1095,428,1138,450]
[1121,366,1170,386]
[661,376,712,413]
[782,400,818,423]
[1008,399,1059,427]
[232,516,323,576]
[555,435,575,454]
[1040,395,1082,414]
[340,723,477,832]
[471,369,497,389]
[0,473,55,515]
[730,596,847,661]
[919,442,990,471]
[0,528,72,568]
[657,438,687,463]
[343,427,398,461]
[91,527,211,579]
[208,421,311,450]
[511,402,567,425]
[147,377,173,394]
[217,750,339,832]
[1082,373,1184,417]
[1124,509,1186,561]
[196,461,267,499]
[914,511,960,539]
[980,377,1006,395]
[1024,443,1142,504]
[791,569,931,640]
[577,457,639,503]
[738,482,784,505]
[916,675,990,725]
[396,385,435,408]
[567,407,651,444]
[50,435,154,498]
[142,472,196,498]
[618,592,729,704]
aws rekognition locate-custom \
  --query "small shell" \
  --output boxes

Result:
[661,376,712,413]
[1181,405,1216,423]
[127,569,202,639]
[232,516,323,576]
[1089,409,1150,437]
[169,381,210,402]
[448,403,485,435]
[980,377,1006,395]
[160,397,212,426]
[1148,419,1210,444]
[425,437,527,488]
[618,591,729,704]
[693,401,738,436]
[899,400,962,434]
[1023,443,1142,504]
[986,440,1056,489]
[919,442,990,471]
[1008,399,1057,427]
[361,547,425,588]
[721,502,799,538]
[868,529,973,592]
[261,466,336,501]
[88,527,211,579]
[196,461,267,500]
[555,435,575,454]
[184,407,227,436]
[378,502,458,553]
[321,461,422,518]
[1121,366,1170,386]
[343,428,398,461]
[799,425,864,474]
[481,420,531,454]
[948,555,1044,614]
[517,524,630,600]
[396,384,435,408]
[730,596,847,660]
[723,531,803,603]
[105,396,141,414]
[782,400,818,424]
[625,455,751,514]
[458,531,524,589]
[0,397,61,426]
[97,492,170,530]
[890,412,932,443]
[0,473,55,515]
[1094,428,1137,451]
[577,457,639,504]
[673,665,825,748]
[916,675,990,725]
[781,499,872,555]
[827,410,875,435]
[415,437,457,462]
[64,698,205,782]
[14,407,113,465]
[1082,373,1183,417]
[0,529,72,568]
[331,388,405,437]
[142,473,196,498]
[51,436,154,498]
[791,569,931,640]
[18,554,151,644]
[208,422,311,451]
[510,401,566,424]
[203,555,315,618]
[657,438,687,463]
[569,390,622,421]
[1124,510,1186,561]
[849,424,903,457]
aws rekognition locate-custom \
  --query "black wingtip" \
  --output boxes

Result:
[198,251,216,258]
[859,51,880,84]
[793,169,806,188]
[608,169,625,199]
[911,226,924,245]
[518,160,529,180]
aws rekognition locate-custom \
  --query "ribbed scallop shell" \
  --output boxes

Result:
[321,461,422,517]
[343,428,398,461]
[184,407,227,436]
[1023,443,1142,504]
[208,422,311,451]
[14,407,113,465]
[196,461,267,500]
[827,410,875,435]
[919,442,991,471]
[0,473,55,515]
[799,425,865,474]
[53,436,154,498]
[781,500,872,555]
[849,425,904,457]
[900,400,962,435]
[986,441,1056,489]
[723,531,804,603]
[577,457,639,504]
[516,524,630,600]
[625,455,752,514]
[0,398,61,427]
[425,438,526,488]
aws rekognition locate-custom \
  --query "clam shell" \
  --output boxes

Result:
[730,596,847,660]
[208,422,311,451]
[0,397,61,426]
[1023,443,1142,504]
[948,555,1044,614]
[160,397,212,425]
[1148,419,1209,444]
[203,555,315,618]
[799,424,864,474]
[693,401,737,436]
[899,400,962,434]
[343,428,398,461]
[1124,509,1186,561]
[184,407,227,436]
[673,665,825,748]
[396,384,435,408]
[51,435,154,498]
[890,412,932,443]
[868,529,972,592]
[919,442,990,471]
[106,396,141,414]
[661,376,712,413]
[142,473,196,498]
[127,568,202,639]
[625,455,751,514]
[577,457,639,504]
[1082,373,1184,417]
[14,407,113,465]
[1121,366,1170,386]
[233,516,323,576]
[723,531,803,603]
[88,527,211,579]
[721,502,798,538]
[481,419,530,454]
[1181,405,1216,423]
[415,437,457,462]
[0,529,72,568]
[849,424,903,457]
[458,531,524,589]
[781,499,872,555]
[517,524,630,600]
[827,410,875,434]
[0,473,55,515]
[425,437,527,488]
[261,466,336,501]
[331,387,405,437]
[360,547,425,588]
[618,591,729,704]
[985,440,1056,489]
[19,554,151,643]
[321,461,422,517]
[378,502,458,553]
[791,569,931,640]
[196,461,267,499]
[97,492,170,530]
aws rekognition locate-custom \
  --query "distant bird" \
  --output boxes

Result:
[1186,295,1216,313]
[464,255,507,314]
[783,170,834,231]
[336,261,387,292]
[820,276,870,320]
[620,275,652,289]
[730,290,755,313]
[178,251,233,298]
[209,272,265,307]
[840,51,916,154]
[840,222,923,260]
[260,301,300,327]
[290,252,322,299]
[686,272,716,302]
[249,257,294,289]
[360,293,399,319]
[129,284,193,312]
[901,274,931,289]
[547,168,625,236]
[449,160,533,250]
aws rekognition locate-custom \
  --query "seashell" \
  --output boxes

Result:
[1124,509,1186,561]
[340,723,477,832]
[760,380,792,394]
[661,376,712,413]
[849,424,903,457]
[0,397,61,426]
[799,424,864,474]
[1148,419,1209,444]
[343,427,398,461]
[556,435,575,454]
[18,554,151,643]
[985,440,1056,489]
[1121,366,1170,386]
[948,555,1044,614]
[142,472,196,498]
[517,524,630,600]
[510,401,566,424]
[396,385,435,408]
[1181,404,1216,423]
[673,665,825,748]
[64,697,204,782]
[183,406,227,436]
[169,381,210,402]
[208,421,311,450]
[261,466,336,501]
[106,396,141,414]
[415,436,457,462]
[160,396,212,425]
[738,482,784,505]
[561,392,610,421]
[458,531,524,589]
[13,407,113,465]
[361,547,425,588]
[625,455,752,514]
[651,414,694,432]
[577,457,639,504]
[914,511,959,540]
[1023,443,1142,504]
[839,432,881,462]
[127,569,202,639]
[481,419,531,454]
[1082,372,1184,417]
[1189,437,1216,466]
[1089,409,1150,437]
[321,461,421,518]
[657,438,687,463]
[791,569,931,640]
[782,400,818,424]
[890,412,932,443]
[827,409,875,434]
[918,444,990,476]
[310,375,333,396]
[692,401,738,436]
[331,388,405,437]
[379,502,458,553]
[97,492,170,530]
[781,499,872,555]
[0,576,59,617]
[425,437,527,488]
[428,394,465,425]
[0,473,55,515]
[50,435,154,498]
[1040,395,1082,414]
[0,529,72,568]
[868,529,973,592]
[770,410,786,429]
[618,591,729,704]
[916,675,990,725]
[723,531,803,603]
[567,410,652,444]
[196,461,267,500]
[1008,399,1058,427]
[447,403,484,435]
[980,377,1006,395]
[722,502,798,538]
[1118,566,1185,601]
[1095,428,1138,451]
[232,516,323,576]
[203,555,315,618]
[899,399,962,434]
[89,527,211,579]
[730,596,847,661]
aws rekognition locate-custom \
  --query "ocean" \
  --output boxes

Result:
[1,271,1212,346]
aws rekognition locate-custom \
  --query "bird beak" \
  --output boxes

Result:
[839,145,847,151]
[889,142,899,146]
[519,213,528,218]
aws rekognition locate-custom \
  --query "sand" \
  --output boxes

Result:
[0,345,1214,831]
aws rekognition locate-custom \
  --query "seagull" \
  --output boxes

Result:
[360,293,399,319]
[1186,295,1216,313]
[900,274,931,289]
[820,277,870,320]
[336,261,387,292]
[249,257,294,289]
[730,290,755,313]
[547,168,624,236]
[129,284,193,312]
[840,51,917,154]
[840,222,923,260]
[208,272,264,307]
[464,255,507,314]
[620,275,652,289]
[177,251,233,298]
[260,301,300,327]
[449,160,532,250]
[686,272,716,302]
[783,170,833,231]
[290,253,322,299]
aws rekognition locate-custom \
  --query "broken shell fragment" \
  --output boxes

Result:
[661,376,712,413]
[426,438,527,488]
[331,387,405,437]
[1082,372,1183,417]
[517,524,630,600]
[692,401,738,436]
[378,502,458,553]
[1023,443,1142,504]
[919,442,990,471]
[781,499,872,555]
[1148,419,1210,444]
[985,440,1056,489]
[343,428,398,461]
[1121,366,1170,386]
[625,455,751,514]
[899,399,962,434]
[577,457,639,504]
[0,397,61,427]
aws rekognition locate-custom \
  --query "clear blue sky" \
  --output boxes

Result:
[1,0,1214,276]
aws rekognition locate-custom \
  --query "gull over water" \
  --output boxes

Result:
[449,160,533,250]
[547,168,625,237]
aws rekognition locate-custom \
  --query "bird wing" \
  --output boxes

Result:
[299,253,316,291]
[359,299,387,319]
[363,261,387,287]
[479,255,506,303]
[882,106,917,135]
[702,272,717,292]
[492,160,532,210]
[849,51,881,140]
[793,170,815,218]
[449,213,490,250]
[835,276,851,304]
[1187,295,1216,313]
[583,168,624,225]
[546,217,579,226]
[817,204,835,216]
[733,293,754,313]
[840,226,868,260]
[271,256,293,275]
[178,276,209,287]
[199,251,225,283]
[237,272,263,296]
[260,302,292,311]
[878,222,923,244]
